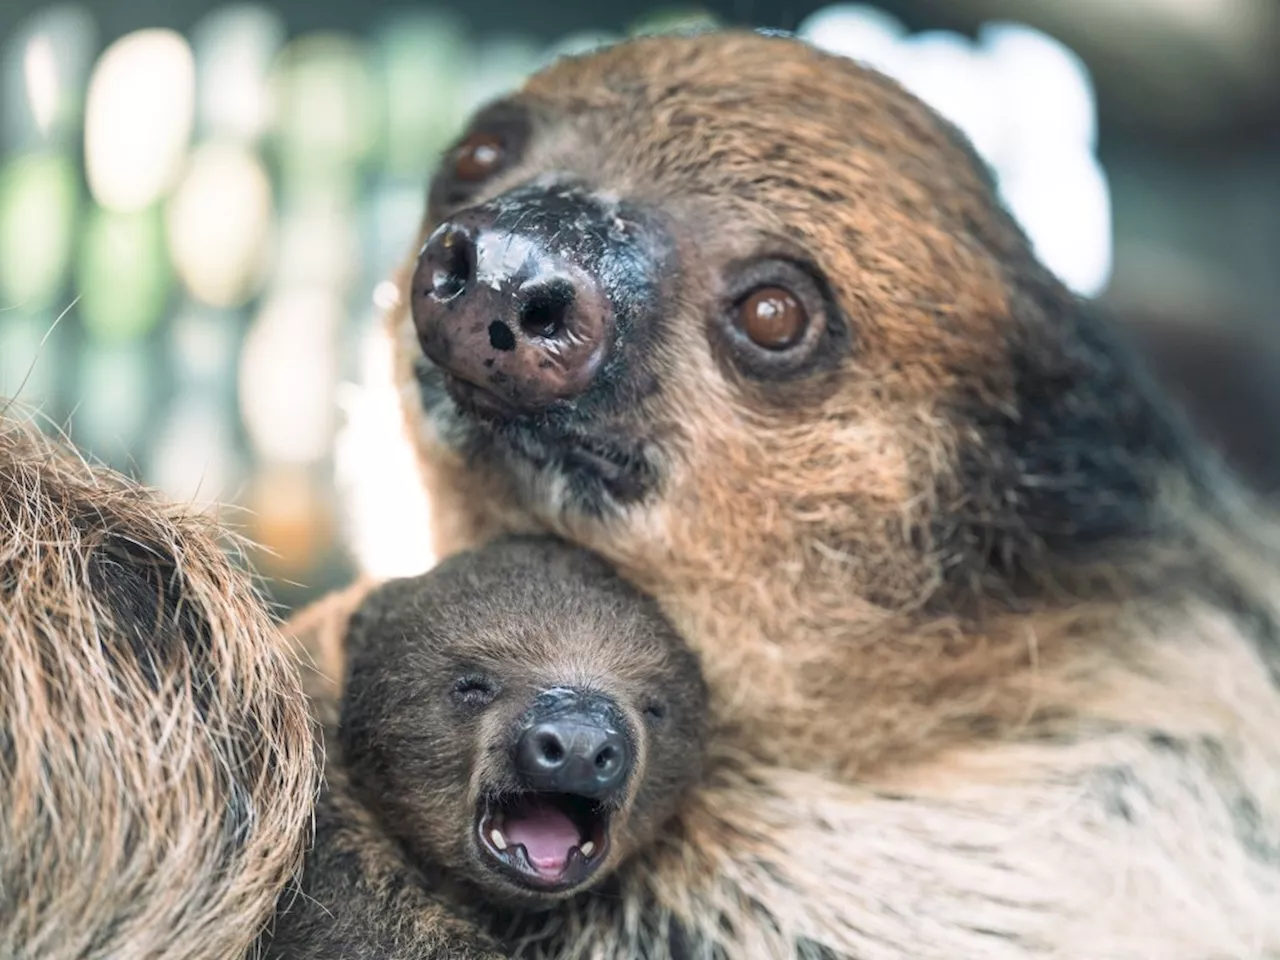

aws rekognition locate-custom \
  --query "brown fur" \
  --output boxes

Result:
[291,31,1280,958]
[0,414,317,960]
[265,537,708,959]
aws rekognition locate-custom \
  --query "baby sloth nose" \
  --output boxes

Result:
[411,185,626,417]
[515,701,631,800]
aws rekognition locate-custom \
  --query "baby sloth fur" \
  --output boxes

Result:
[288,29,1280,960]
[0,414,316,960]
[264,536,708,960]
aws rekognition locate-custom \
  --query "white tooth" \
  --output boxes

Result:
[490,829,508,851]
[579,840,596,857]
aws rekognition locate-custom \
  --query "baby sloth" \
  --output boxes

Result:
[265,535,708,958]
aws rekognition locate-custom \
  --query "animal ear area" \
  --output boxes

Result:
[948,291,1198,566]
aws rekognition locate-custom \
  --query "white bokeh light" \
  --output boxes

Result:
[798,8,1112,297]
[334,320,436,579]
[23,36,59,137]
[897,30,1004,163]
[981,22,1097,154]
[167,142,274,307]
[3,5,97,148]
[84,29,195,213]
[998,152,1112,300]
[798,4,907,77]
[239,287,341,464]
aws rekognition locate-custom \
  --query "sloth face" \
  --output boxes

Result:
[401,30,1193,609]
[339,537,707,904]
[403,30,1001,525]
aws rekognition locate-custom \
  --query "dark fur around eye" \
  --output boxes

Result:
[428,100,532,216]
[452,674,500,708]
[643,701,667,723]
[710,256,851,384]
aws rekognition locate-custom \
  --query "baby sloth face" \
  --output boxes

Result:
[338,536,708,903]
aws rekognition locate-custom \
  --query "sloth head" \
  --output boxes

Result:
[399,30,1208,619]
[339,536,708,904]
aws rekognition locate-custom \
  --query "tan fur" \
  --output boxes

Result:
[291,31,1280,958]
[0,415,318,960]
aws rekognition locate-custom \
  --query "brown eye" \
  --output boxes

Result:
[735,286,808,349]
[714,259,845,383]
[453,132,505,182]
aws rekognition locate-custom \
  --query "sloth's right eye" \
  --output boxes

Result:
[452,674,499,707]
[734,286,809,350]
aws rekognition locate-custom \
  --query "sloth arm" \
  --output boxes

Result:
[261,775,507,960]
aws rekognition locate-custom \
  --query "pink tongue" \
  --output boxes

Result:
[504,801,581,875]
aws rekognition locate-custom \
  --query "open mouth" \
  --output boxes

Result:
[476,792,610,892]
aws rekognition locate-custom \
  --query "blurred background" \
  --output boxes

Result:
[1,0,1278,614]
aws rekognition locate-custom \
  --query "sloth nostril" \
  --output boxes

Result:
[425,225,473,301]
[536,731,565,765]
[594,745,617,770]
[488,321,516,352]
[519,279,576,340]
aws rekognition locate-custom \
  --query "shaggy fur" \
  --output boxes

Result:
[264,537,708,959]
[289,31,1280,959]
[0,414,317,960]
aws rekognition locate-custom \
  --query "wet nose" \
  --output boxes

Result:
[410,196,616,416]
[515,714,631,800]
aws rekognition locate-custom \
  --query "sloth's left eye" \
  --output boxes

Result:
[452,674,499,708]
[428,101,531,218]
[713,257,842,382]
[452,131,506,183]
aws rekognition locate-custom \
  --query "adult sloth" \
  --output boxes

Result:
[291,31,1280,959]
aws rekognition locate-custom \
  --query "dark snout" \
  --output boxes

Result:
[514,689,631,801]
[410,184,655,418]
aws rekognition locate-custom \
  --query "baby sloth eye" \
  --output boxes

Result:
[453,132,505,182]
[734,286,808,349]
[643,701,667,723]
[452,674,499,708]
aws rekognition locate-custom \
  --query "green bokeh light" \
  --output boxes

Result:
[270,33,378,191]
[373,9,470,178]
[0,152,79,310]
[629,7,719,36]
[76,203,172,342]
